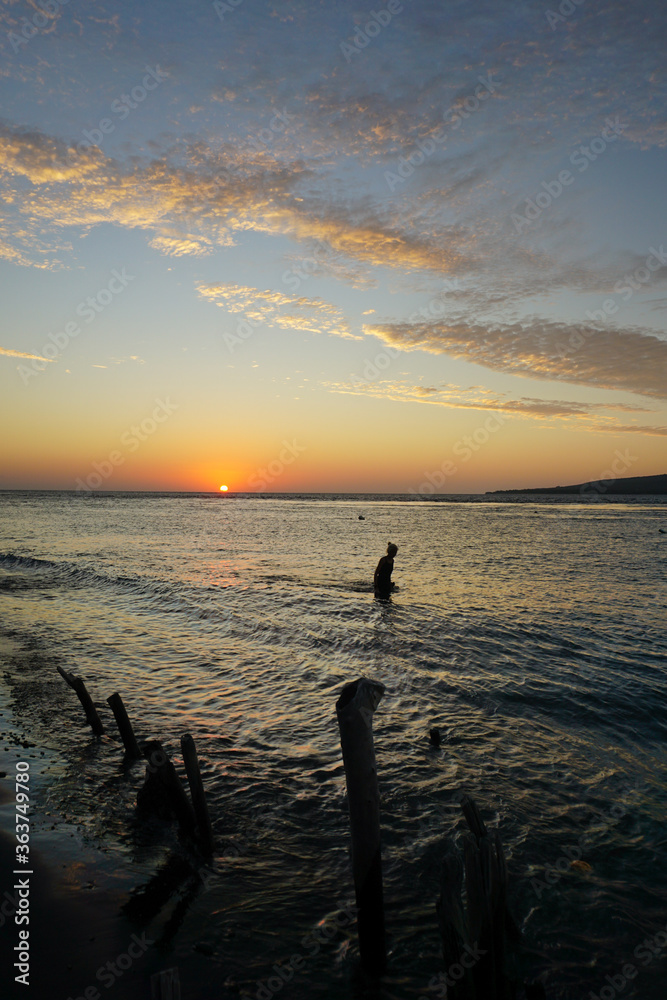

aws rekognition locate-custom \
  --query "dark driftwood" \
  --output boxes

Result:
[138,740,196,836]
[180,733,214,854]
[336,677,386,975]
[151,968,181,999]
[56,665,104,735]
[437,796,523,999]
[106,692,141,757]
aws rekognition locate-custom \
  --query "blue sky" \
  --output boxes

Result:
[1,0,665,491]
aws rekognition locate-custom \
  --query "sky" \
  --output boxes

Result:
[0,0,666,493]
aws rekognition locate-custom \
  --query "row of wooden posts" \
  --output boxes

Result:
[56,664,213,855]
[336,677,541,998]
[58,666,540,998]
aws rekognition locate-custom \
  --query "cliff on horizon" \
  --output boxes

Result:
[487,473,667,495]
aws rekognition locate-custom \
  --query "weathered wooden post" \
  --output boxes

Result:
[437,796,522,999]
[107,692,141,757]
[336,677,386,975]
[138,740,196,836]
[180,733,214,855]
[151,968,181,999]
[56,665,104,736]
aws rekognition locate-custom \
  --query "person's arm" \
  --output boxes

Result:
[374,557,384,586]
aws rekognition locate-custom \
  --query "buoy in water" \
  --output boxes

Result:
[429,727,441,747]
[570,859,593,873]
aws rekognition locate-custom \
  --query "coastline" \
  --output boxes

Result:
[0,634,212,1000]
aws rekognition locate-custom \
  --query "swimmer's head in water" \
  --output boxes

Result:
[387,543,398,557]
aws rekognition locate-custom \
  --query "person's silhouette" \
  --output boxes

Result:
[374,542,398,599]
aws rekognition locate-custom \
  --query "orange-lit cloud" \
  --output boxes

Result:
[0,346,55,363]
[322,377,662,432]
[196,281,359,339]
[362,318,667,400]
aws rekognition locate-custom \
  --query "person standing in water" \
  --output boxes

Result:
[374,542,398,598]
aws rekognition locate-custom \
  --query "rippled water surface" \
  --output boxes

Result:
[1,491,666,999]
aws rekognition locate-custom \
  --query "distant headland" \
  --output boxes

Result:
[487,473,667,496]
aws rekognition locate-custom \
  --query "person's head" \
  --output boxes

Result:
[387,542,398,558]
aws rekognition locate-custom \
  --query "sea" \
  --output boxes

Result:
[0,490,666,1000]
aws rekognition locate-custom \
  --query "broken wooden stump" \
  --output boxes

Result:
[437,795,523,999]
[181,733,214,855]
[56,664,104,736]
[151,968,181,1000]
[137,740,196,837]
[107,692,141,757]
[336,677,386,976]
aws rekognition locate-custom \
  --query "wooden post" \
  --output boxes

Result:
[436,847,471,996]
[138,740,196,836]
[107,692,141,757]
[56,665,104,736]
[336,677,386,976]
[437,796,523,999]
[180,733,214,855]
[151,968,181,999]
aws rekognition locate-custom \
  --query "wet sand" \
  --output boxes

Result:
[0,635,230,1000]
[0,632,153,1000]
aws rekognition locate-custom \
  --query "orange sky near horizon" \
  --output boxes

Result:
[1,2,666,492]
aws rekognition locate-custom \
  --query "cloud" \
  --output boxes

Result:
[362,318,667,399]
[323,378,666,435]
[0,122,473,281]
[196,281,360,339]
[0,346,55,363]
[323,378,650,418]
[590,423,667,437]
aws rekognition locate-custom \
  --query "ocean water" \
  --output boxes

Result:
[0,491,666,999]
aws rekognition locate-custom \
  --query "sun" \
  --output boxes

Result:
[219,484,228,492]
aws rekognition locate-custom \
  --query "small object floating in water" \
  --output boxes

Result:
[358,515,365,520]
[659,528,666,533]
[570,859,593,873]
[429,727,442,747]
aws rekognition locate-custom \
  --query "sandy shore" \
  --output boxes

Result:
[0,634,218,1000]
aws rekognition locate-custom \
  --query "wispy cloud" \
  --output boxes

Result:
[322,378,664,436]
[196,281,359,339]
[362,318,667,400]
[0,346,55,363]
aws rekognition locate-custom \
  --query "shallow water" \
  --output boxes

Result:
[1,491,666,999]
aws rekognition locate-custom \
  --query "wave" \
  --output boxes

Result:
[0,550,227,623]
